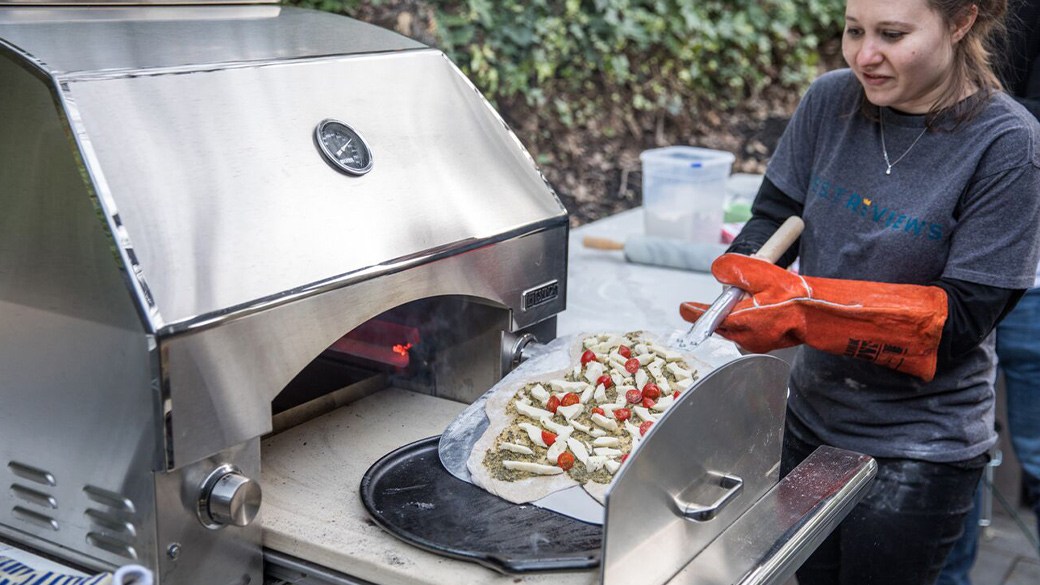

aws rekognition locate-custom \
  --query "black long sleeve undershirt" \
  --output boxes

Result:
[727,177,1025,366]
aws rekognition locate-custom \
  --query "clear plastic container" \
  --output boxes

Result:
[640,146,735,244]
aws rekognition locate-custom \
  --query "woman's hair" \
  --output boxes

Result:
[860,0,1010,128]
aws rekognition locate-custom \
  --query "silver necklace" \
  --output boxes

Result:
[879,108,928,175]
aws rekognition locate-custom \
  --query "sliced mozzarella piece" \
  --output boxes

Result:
[592,436,620,447]
[591,413,619,432]
[516,400,553,420]
[529,383,551,405]
[593,383,607,403]
[572,364,581,378]
[651,394,675,411]
[633,406,660,422]
[634,343,649,355]
[635,369,649,389]
[499,442,535,455]
[666,362,692,379]
[594,447,623,457]
[519,422,548,447]
[624,420,643,442]
[557,403,583,421]
[590,428,607,437]
[583,361,605,384]
[609,371,625,387]
[586,455,608,473]
[570,419,592,433]
[549,379,587,393]
[546,437,568,464]
[540,417,574,437]
[651,344,682,362]
[657,378,672,394]
[503,461,564,475]
[647,360,664,381]
[605,460,621,474]
[566,437,590,464]
[599,402,621,414]
[579,384,595,404]
[635,352,654,366]
[675,378,693,392]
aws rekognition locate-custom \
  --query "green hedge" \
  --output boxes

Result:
[291,1,844,126]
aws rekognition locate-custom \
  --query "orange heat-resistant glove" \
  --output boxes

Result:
[680,254,949,381]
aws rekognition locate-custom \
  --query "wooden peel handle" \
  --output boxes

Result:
[751,216,804,263]
[582,236,625,251]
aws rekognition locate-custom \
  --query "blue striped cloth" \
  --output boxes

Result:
[0,556,111,585]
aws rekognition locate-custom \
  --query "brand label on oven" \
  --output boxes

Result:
[521,280,559,312]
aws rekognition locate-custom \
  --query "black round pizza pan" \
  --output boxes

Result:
[359,436,602,574]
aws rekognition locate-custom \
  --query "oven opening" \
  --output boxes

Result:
[268,296,554,436]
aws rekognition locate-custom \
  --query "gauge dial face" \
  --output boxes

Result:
[315,119,373,176]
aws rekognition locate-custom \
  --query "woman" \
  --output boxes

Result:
[681,1,1040,584]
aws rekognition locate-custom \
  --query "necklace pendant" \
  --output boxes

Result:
[885,166,892,176]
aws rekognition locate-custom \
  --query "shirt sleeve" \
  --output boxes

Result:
[727,176,803,268]
[934,278,1024,365]
[942,143,1040,290]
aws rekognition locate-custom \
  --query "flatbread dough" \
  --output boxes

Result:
[466,331,715,505]
[467,366,581,503]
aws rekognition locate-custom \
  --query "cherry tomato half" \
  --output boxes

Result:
[673,390,681,399]
[546,395,561,414]
[639,420,654,436]
[558,451,575,471]
[624,358,641,374]
[625,389,643,404]
[618,345,632,358]
[541,430,557,447]
[621,453,630,463]
[642,397,656,409]
[642,383,661,400]
[596,374,614,389]
[614,408,631,421]
[580,350,597,365]
[591,407,605,416]
[561,392,580,407]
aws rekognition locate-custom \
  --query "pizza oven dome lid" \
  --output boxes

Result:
[0,6,567,333]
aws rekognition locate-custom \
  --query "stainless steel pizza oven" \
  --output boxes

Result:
[0,2,566,584]
[0,3,877,585]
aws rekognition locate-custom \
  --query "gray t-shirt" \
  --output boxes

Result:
[766,69,1040,463]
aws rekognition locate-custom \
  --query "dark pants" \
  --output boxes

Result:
[782,428,985,585]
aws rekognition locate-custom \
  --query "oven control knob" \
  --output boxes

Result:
[201,468,262,528]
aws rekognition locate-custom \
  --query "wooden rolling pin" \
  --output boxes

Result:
[582,235,729,273]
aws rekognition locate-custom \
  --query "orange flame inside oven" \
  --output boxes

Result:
[328,319,419,369]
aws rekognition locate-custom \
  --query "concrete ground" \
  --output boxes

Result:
[970,502,1039,585]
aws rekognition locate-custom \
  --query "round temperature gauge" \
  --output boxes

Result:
[315,119,373,176]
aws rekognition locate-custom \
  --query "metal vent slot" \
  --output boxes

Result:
[83,485,136,513]
[86,531,138,560]
[7,462,56,486]
[85,508,137,537]
[10,484,58,509]
[12,506,59,531]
